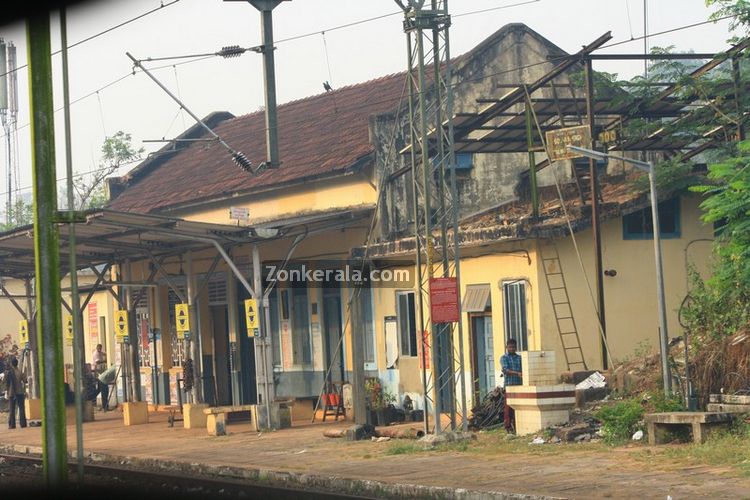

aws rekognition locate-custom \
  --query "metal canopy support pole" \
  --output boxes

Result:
[152,284,164,405]
[25,278,39,399]
[350,287,367,425]
[124,261,142,401]
[647,166,671,395]
[247,0,286,168]
[186,251,203,403]
[227,271,241,405]
[27,12,67,485]
[585,57,608,370]
[253,245,275,428]
[60,7,84,482]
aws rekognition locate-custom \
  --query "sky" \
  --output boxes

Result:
[0,0,737,209]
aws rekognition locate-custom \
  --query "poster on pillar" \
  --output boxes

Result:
[64,314,74,346]
[175,303,189,339]
[114,310,129,343]
[281,320,292,369]
[88,302,99,343]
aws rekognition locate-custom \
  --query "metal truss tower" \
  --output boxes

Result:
[397,0,467,433]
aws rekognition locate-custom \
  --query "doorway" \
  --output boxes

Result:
[322,286,345,383]
[471,315,495,404]
[211,305,232,406]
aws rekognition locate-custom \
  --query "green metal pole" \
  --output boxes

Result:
[60,7,85,483]
[27,12,67,486]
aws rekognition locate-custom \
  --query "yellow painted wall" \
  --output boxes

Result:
[0,278,28,350]
[541,194,714,371]
[175,175,376,226]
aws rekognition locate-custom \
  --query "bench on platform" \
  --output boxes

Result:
[644,412,733,445]
[203,405,258,436]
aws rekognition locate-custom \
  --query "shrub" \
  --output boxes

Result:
[595,399,645,443]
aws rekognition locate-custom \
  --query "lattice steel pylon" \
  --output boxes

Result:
[397,0,467,434]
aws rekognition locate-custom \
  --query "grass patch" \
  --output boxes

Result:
[384,438,471,456]
[385,442,423,455]
[635,420,750,476]
[660,422,750,476]
[596,399,644,444]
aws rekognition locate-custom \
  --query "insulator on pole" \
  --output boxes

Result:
[232,151,253,172]
[219,45,245,58]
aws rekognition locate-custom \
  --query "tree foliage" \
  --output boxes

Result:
[72,131,143,210]
[684,140,750,335]
[707,0,750,38]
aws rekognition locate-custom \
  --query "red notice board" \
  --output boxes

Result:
[429,277,459,323]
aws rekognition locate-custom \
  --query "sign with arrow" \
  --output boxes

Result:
[114,310,129,343]
[244,298,259,337]
[18,319,29,346]
[175,303,190,340]
[64,314,74,346]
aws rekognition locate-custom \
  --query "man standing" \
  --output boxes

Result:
[5,357,28,429]
[500,338,522,433]
[93,344,107,375]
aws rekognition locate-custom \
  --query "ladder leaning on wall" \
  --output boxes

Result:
[540,243,588,371]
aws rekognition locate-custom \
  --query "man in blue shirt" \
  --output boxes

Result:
[500,338,522,433]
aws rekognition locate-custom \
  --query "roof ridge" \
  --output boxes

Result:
[229,71,408,123]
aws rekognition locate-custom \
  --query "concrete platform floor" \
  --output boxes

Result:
[1,409,749,499]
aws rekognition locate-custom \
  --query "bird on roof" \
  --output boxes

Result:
[323,81,333,92]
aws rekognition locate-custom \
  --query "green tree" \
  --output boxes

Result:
[72,131,143,210]
[688,140,750,335]
[0,197,33,231]
[706,0,750,37]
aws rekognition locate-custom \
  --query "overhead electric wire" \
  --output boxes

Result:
[0,0,181,80]
[0,11,741,199]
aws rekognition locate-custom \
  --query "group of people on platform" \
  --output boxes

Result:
[3,343,117,429]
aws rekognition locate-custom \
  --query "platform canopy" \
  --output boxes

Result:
[0,206,373,279]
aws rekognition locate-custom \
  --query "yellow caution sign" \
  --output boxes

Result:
[18,319,29,345]
[114,310,129,342]
[64,314,74,346]
[175,303,190,333]
[244,299,259,337]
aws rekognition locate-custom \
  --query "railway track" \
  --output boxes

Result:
[0,453,372,499]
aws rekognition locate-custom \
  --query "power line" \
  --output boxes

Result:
[0,0,182,80]
[1,11,740,199]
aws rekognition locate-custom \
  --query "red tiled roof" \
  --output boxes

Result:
[108,72,407,213]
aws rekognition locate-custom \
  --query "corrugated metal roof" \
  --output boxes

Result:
[0,207,375,279]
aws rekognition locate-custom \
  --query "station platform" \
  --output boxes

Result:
[1,408,749,499]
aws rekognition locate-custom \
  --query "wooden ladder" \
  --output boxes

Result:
[541,243,588,371]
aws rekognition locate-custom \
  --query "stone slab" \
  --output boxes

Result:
[644,412,733,425]
[709,394,750,405]
[706,403,750,413]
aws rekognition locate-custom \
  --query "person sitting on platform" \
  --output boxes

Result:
[82,363,99,405]
[97,365,117,411]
